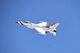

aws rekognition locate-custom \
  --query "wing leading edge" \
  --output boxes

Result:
[36,22,47,27]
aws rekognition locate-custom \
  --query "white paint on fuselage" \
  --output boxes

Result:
[21,22,56,32]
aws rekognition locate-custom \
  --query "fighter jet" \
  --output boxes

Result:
[16,21,60,36]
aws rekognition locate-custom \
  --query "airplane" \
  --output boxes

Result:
[16,21,60,36]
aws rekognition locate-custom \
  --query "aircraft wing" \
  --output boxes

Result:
[36,22,47,27]
[35,27,46,35]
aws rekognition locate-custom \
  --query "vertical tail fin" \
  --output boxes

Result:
[49,22,60,29]
[49,23,60,36]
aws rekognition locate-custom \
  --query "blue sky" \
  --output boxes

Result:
[1,0,80,53]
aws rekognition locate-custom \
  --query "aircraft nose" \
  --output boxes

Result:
[16,21,18,24]
[16,21,20,24]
